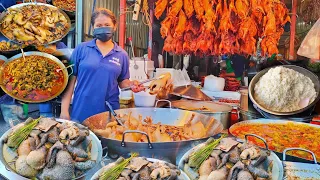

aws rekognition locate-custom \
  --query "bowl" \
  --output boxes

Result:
[133,91,156,107]
[249,65,320,116]
[119,97,132,105]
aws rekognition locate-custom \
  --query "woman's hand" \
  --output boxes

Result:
[60,111,71,120]
[130,80,145,93]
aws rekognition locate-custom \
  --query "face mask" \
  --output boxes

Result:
[93,27,114,42]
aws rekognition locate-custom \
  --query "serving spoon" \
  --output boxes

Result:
[105,101,124,126]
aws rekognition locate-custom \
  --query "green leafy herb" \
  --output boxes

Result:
[99,153,139,180]
[188,134,227,170]
[7,117,40,149]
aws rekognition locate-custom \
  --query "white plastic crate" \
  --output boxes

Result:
[129,57,154,81]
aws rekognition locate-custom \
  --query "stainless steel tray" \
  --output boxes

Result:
[283,148,320,179]
[0,2,71,45]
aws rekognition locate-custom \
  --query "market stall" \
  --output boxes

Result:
[0,0,320,180]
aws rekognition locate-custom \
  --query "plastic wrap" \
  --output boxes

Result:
[297,18,320,59]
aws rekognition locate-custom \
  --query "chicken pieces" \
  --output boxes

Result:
[1,4,70,45]
[92,113,213,143]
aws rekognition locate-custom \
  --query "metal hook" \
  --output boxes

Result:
[288,13,298,18]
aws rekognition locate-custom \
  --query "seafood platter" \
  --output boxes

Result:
[0,117,102,179]
[178,134,283,180]
[0,3,71,46]
[91,154,190,180]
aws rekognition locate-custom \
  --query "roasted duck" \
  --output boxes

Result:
[155,0,290,57]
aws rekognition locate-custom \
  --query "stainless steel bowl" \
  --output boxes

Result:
[249,65,320,116]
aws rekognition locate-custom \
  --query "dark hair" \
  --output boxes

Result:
[91,8,117,26]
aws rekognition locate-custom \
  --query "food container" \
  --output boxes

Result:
[249,65,320,116]
[119,97,132,105]
[178,134,284,180]
[229,119,320,162]
[133,91,156,107]
[239,108,263,121]
[0,118,103,180]
[282,148,320,179]
[171,100,232,129]
[83,108,223,163]
[91,157,190,180]
[203,75,225,91]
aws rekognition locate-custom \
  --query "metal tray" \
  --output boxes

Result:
[229,119,320,162]
[0,118,102,180]
[91,157,190,180]
[249,65,320,116]
[283,148,320,179]
[0,51,72,103]
[0,3,71,46]
[178,134,284,180]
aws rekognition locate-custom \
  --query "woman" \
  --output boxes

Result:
[60,8,144,122]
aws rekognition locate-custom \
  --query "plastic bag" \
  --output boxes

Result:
[0,94,24,126]
[297,18,320,59]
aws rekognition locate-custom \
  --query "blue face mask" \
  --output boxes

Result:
[93,27,114,42]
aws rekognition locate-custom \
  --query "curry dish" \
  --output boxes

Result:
[85,113,218,143]
[2,55,64,102]
[53,0,76,12]
[1,4,70,45]
[230,122,320,161]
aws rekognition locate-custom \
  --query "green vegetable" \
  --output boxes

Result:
[99,153,139,180]
[307,60,320,72]
[188,134,227,170]
[7,117,40,149]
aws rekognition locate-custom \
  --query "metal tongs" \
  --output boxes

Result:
[105,101,124,126]
[120,74,165,91]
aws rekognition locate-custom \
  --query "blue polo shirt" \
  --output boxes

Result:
[70,39,130,122]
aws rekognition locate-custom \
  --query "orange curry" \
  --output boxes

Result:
[231,122,320,161]
[2,55,64,102]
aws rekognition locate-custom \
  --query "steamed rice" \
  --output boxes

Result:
[254,66,317,112]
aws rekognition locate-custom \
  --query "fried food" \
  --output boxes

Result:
[2,55,65,102]
[53,0,76,12]
[0,4,70,45]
